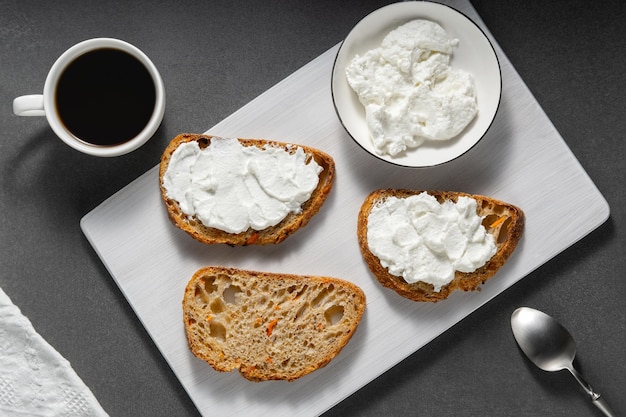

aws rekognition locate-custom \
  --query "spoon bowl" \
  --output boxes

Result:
[511,306,576,372]
[510,307,616,417]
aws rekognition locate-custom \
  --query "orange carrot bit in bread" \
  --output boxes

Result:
[489,216,507,229]
[266,319,279,337]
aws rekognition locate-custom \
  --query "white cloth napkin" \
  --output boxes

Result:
[0,287,109,417]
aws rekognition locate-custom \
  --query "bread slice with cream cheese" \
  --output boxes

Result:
[357,189,524,302]
[182,266,366,382]
[159,133,335,245]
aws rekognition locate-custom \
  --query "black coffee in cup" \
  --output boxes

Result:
[55,48,156,147]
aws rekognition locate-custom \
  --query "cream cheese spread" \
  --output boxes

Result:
[162,137,322,234]
[366,192,496,291]
[345,19,478,157]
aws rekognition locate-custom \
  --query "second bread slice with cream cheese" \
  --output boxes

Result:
[357,189,524,302]
[159,134,335,245]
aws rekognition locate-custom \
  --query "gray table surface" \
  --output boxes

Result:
[1,1,624,416]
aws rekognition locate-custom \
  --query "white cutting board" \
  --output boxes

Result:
[81,1,609,416]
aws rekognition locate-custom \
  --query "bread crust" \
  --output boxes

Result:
[159,133,336,245]
[357,189,525,302]
[182,266,366,382]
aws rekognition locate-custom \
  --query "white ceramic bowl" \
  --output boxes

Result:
[331,1,501,168]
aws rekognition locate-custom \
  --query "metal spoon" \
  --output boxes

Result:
[511,307,617,417]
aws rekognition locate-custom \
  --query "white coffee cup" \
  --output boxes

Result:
[13,38,165,157]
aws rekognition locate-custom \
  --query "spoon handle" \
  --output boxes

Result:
[568,367,617,417]
[593,396,618,417]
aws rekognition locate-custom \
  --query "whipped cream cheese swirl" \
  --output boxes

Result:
[366,192,496,291]
[162,137,322,234]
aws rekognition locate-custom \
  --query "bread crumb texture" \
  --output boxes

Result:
[183,266,365,382]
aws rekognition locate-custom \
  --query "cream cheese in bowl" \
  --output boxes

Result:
[332,2,501,167]
[345,19,478,157]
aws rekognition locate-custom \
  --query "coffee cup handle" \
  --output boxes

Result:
[13,94,45,116]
